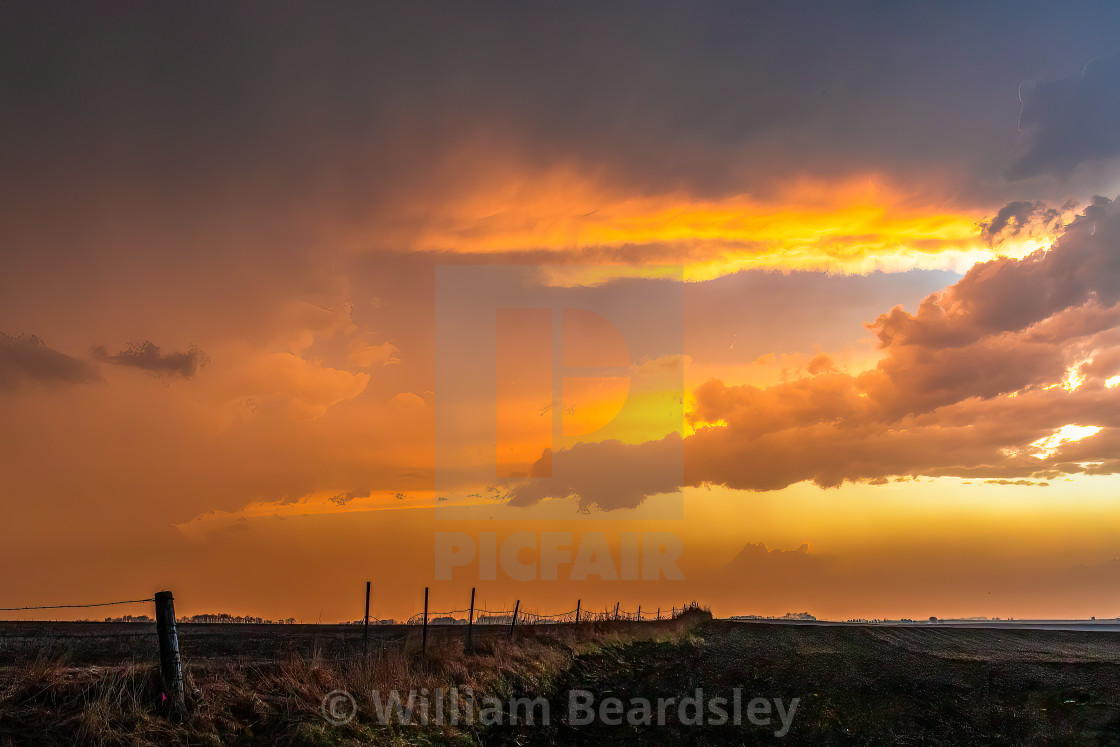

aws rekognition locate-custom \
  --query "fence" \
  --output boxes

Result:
[401,587,700,628]
[1,586,707,712]
[0,592,184,712]
[408,604,688,626]
[392,586,705,660]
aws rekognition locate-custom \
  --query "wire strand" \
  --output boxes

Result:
[0,597,153,612]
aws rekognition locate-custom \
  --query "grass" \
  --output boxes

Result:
[0,610,709,746]
[7,608,1120,745]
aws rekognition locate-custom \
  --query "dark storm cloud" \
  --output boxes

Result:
[91,342,209,380]
[506,435,682,511]
[328,490,367,507]
[2,0,1118,246]
[870,196,1120,350]
[0,333,100,391]
[978,200,1065,246]
[1009,53,1120,180]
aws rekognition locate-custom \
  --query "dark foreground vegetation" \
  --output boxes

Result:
[4,610,1120,745]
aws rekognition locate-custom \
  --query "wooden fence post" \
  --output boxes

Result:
[467,587,476,652]
[508,600,520,640]
[575,599,581,624]
[422,587,429,657]
[363,581,371,657]
[614,602,620,621]
[154,591,185,713]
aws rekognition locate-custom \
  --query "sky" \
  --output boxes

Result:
[3,2,1120,623]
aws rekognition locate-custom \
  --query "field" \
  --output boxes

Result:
[4,611,1120,745]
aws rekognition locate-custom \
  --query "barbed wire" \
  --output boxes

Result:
[406,606,523,625]
[1,597,705,626]
[0,597,153,612]
[403,603,702,626]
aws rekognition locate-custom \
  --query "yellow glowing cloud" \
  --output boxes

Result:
[398,172,1067,281]
[1030,425,1103,459]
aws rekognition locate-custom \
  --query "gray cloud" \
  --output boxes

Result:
[2,1,1116,257]
[1009,53,1120,180]
[0,333,100,391]
[91,341,209,380]
[506,434,683,511]
[870,196,1119,351]
[328,489,367,507]
[978,200,1066,246]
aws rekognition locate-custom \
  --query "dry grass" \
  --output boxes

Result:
[11,610,1120,745]
[0,611,709,746]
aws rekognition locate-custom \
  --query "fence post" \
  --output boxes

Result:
[575,599,581,624]
[637,605,641,622]
[467,587,476,652]
[614,602,620,621]
[422,587,429,657]
[657,607,660,621]
[154,591,185,713]
[508,600,520,640]
[363,581,371,657]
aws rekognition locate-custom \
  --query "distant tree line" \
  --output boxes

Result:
[102,613,297,624]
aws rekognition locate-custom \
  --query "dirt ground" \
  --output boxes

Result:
[4,615,1120,745]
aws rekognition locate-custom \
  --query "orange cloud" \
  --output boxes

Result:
[379,172,1069,281]
[229,352,370,420]
[502,197,1120,501]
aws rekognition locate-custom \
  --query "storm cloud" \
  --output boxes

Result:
[1009,53,1120,180]
[507,435,683,511]
[91,341,209,380]
[3,1,1119,268]
[0,333,100,391]
[978,200,1066,246]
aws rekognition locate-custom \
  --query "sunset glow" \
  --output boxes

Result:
[4,3,1120,630]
